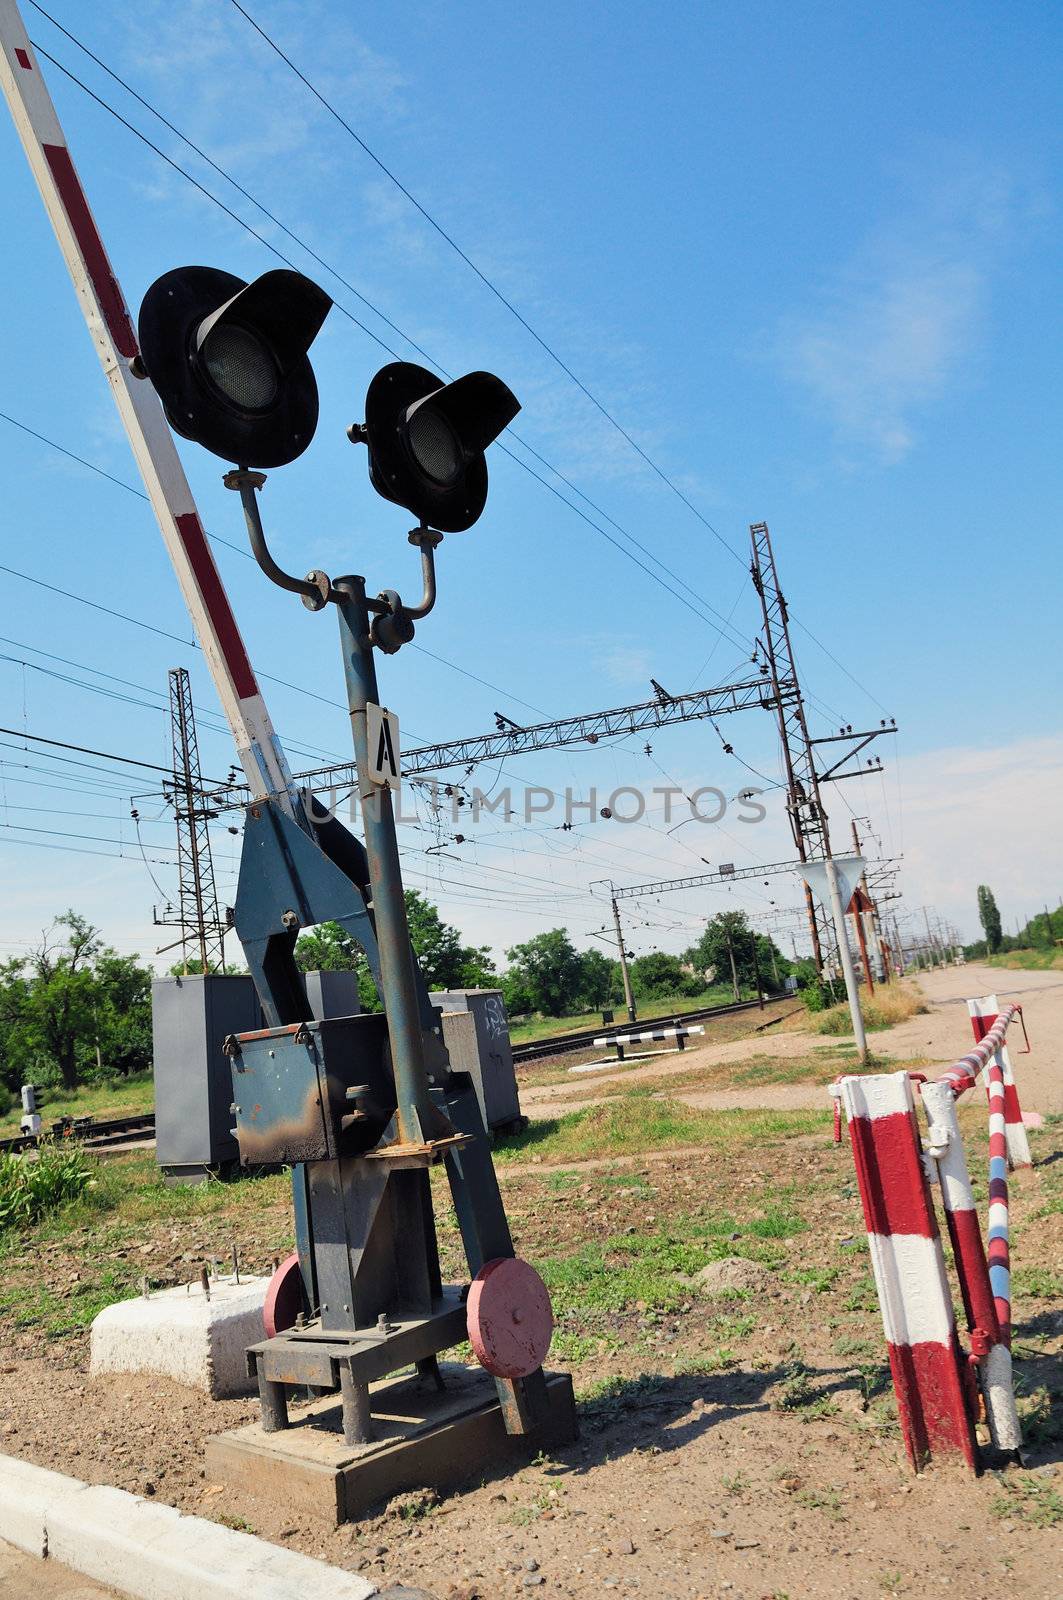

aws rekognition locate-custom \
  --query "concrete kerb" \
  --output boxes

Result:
[0,1450,380,1600]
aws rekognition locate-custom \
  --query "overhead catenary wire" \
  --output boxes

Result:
[25,32,759,659]
[0,410,556,721]
[0,413,794,827]
[18,21,889,735]
[226,0,745,568]
[4,28,896,946]
[222,0,893,718]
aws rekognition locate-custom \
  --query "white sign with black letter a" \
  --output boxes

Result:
[366,703,400,789]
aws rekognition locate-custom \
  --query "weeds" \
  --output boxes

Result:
[774,1360,817,1410]
[1012,1265,1063,1299]
[0,1142,95,1231]
[989,1474,1063,1528]
[674,1347,736,1375]
[795,1485,843,1516]
[1015,1384,1063,1448]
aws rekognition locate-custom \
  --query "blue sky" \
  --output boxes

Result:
[1,0,1060,967]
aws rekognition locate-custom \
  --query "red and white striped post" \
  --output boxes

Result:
[837,1071,977,1471]
[919,1075,1020,1453]
[967,994,1031,1170]
[984,1054,1013,1348]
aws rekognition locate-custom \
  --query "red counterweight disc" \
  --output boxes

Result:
[467,1257,553,1379]
[263,1251,304,1338]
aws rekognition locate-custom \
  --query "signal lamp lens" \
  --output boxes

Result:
[354,361,519,532]
[405,404,462,486]
[201,324,279,411]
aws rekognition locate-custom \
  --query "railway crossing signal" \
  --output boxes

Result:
[137,266,332,466]
[1,0,561,1492]
[349,360,520,532]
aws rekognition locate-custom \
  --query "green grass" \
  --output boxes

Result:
[1012,1264,1063,1300]
[532,1184,809,1323]
[508,985,743,1044]
[0,1141,95,1231]
[0,1072,154,1138]
[984,948,1063,972]
[0,1267,135,1338]
[0,1151,296,1339]
[493,1088,828,1164]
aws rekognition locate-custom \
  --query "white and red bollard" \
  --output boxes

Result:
[835,1002,1029,1471]
[967,994,1032,1169]
[838,1071,978,1471]
[919,1078,1020,1453]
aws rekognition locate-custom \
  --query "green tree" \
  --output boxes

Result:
[576,947,621,1009]
[294,892,496,1011]
[977,885,1003,954]
[0,913,153,1092]
[683,911,787,993]
[403,891,496,990]
[504,929,583,1017]
[629,951,703,1000]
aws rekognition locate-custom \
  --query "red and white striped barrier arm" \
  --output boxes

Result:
[838,1071,977,1471]
[967,995,1032,1169]
[0,3,296,812]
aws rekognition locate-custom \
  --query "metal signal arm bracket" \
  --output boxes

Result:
[224,468,340,612]
[224,467,443,651]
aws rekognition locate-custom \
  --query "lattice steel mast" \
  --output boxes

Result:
[165,667,226,973]
[749,522,833,971]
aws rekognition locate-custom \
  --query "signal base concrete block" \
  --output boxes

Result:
[207,1363,577,1525]
[90,1276,269,1398]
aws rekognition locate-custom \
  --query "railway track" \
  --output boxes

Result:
[1,998,799,1152]
[0,1110,156,1157]
[511,995,775,1064]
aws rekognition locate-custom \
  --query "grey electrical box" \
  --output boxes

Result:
[429,989,524,1134]
[154,970,363,1184]
[152,974,261,1185]
[304,968,361,1022]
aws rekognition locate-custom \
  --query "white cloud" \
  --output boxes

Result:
[891,733,1063,941]
[771,159,1021,464]
[596,643,653,687]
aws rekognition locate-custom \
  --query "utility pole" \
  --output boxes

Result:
[922,906,938,969]
[611,895,637,1023]
[750,523,869,1060]
[750,928,764,1008]
[156,667,226,974]
[725,927,740,1002]
[850,819,875,995]
[750,523,826,972]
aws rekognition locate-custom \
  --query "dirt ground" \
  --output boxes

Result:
[0,967,1060,1599]
[0,1540,118,1598]
[518,964,1063,1120]
[866,962,1063,1113]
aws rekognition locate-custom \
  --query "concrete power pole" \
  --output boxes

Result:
[611,895,637,1023]
[725,927,740,1002]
